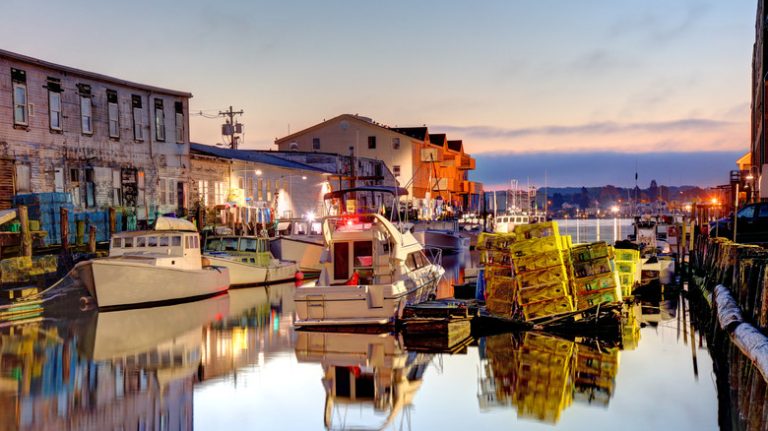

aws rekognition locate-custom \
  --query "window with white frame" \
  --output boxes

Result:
[154,99,165,141]
[107,90,119,138]
[159,178,177,206]
[78,84,93,134]
[11,68,27,126]
[175,102,184,143]
[214,181,227,205]
[198,180,209,206]
[392,137,400,150]
[132,95,144,141]
[15,164,31,193]
[49,91,61,131]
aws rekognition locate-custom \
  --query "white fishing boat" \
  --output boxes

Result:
[294,331,431,431]
[269,220,325,275]
[294,187,445,327]
[203,235,298,287]
[412,229,469,253]
[74,217,230,310]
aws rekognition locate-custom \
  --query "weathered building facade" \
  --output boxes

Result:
[0,49,191,219]
[273,114,483,213]
[190,144,331,223]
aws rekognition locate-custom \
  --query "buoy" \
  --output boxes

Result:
[295,270,305,286]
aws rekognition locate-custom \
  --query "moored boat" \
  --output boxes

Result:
[293,186,445,327]
[74,217,230,310]
[203,235,298,287]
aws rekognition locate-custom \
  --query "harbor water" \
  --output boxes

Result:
[0,250,729,430]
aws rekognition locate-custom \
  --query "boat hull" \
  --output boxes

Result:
[412,230,469,253]
[75,260,230,310]
[270,236,324,274]
[293,267,443,327]
[206,255,298,287]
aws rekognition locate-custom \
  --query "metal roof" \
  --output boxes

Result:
[324,186,409,200]
[190,143,331,173]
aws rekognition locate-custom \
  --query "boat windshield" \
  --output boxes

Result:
[239,238,268,253]
[206,237,239,252]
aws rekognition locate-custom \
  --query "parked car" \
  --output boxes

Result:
[710,202,768,244]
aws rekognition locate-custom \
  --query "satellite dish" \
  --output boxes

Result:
[340,120,349,131]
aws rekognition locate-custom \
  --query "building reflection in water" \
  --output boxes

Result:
[0,281,299,430]
[294,331,432,431]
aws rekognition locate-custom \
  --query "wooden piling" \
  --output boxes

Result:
[76,220,85,245]
[60,207,69,251]
[109,207,116,237]
[88,225,96,253]
[18,205,31,258]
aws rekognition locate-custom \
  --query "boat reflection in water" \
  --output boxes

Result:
[199,283,296,382]
[295,331,432,430]
[0,293,229,430]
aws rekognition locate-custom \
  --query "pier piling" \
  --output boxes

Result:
[18,205,31,258]
[88,225,96,253]
[60,207,69,251]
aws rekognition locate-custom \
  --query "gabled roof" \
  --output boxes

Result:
[275,114,385,144]
[0,49,192,98]
[190,143,331,173]
[390,127,429,141]
[447,140,463,152]
[429,134,447,147]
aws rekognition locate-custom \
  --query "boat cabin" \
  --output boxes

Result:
[204,236,274,266]
[109,231,203,270]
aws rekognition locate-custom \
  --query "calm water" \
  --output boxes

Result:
[555,218,635,244]
[0,254,722,430]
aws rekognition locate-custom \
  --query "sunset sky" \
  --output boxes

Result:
[0,0,756,187]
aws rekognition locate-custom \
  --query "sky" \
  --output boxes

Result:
[0,0,757,188]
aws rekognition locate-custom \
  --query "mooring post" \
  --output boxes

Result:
[109,207,116,238]
[18,205,32,258]
[60,207,69,252]
[88,225,96,253]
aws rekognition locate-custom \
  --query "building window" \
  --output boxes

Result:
[11,68,27,126]
[154,99,165,141]
[175,101,184,143]
[368,136,376,150]
[393,165,401,177]
[48,81,62,131]
[15,165,31,193]
[198,180,209,206]
[312,137,320,150]
[132,95,144,141]
[214,181,227,205]
[159,178,177,206]
[392,137,400,150]
[78,84,93,134]
[107,90,119,138]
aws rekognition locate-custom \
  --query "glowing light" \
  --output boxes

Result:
[685,204,692,212]
[301,175,307,180]
[346,219,354,226]
[306,211,315,222]
[255,169,263,176]
[747,174,755,181]
[610,205,619,214]
[711,198,719,205]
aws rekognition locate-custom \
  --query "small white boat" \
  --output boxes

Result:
[269,221,325,275]
[74,217,230,310]
[204,235,298,287]
[493,211,545,233]
[294,187,445,327]
[412,229,469,253]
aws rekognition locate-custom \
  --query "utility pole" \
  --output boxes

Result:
[219,106,244,149]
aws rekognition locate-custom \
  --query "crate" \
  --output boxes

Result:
[521,296,574,321]
[512,249,566,272]
[616,261,636,274]
[518,281,570,305]
[486,298,515,317]
[572,273,617,295]
[523,332,575,355]
[614,248,640,262]
[484,250,513,267]
[485,264,513,278]
[510,235,568,258]
[477,232,516,250]
[516,265,569,289]
[486,276,517,301]
[514,221,560,240]
[574,289,620,310]
[570,241,612,262]
[571,258,613,278]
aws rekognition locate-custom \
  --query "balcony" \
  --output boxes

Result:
[458,180,478,194]
[459,155,476,170]
[429,177,457,192]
